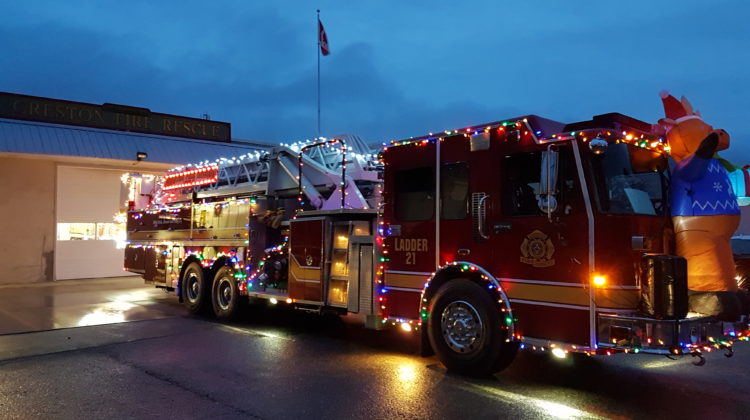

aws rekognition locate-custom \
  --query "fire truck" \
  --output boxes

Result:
[125,114,749,376]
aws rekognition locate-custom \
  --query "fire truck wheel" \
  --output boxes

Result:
[428,279,517,377]
[212,266,239,320]
[182,262,209,314]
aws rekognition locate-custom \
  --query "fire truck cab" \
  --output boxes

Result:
[380,113,747,375]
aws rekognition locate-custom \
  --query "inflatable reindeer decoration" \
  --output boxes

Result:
[659,91,747,319]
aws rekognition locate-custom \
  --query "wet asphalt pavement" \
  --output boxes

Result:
[1,279,750,419]
[0,277,182,334]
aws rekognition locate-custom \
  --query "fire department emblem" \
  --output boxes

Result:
[520,230,555,268]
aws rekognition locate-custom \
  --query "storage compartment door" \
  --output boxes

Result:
[289,218,325,302]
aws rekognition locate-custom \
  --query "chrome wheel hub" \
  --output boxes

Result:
[441,300,483,353]
[186,273,200,303]
[217,277,233,310]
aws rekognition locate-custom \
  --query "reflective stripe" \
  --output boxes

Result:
[289,255,321,283]
[384,271,427,289]
[502,282,638,309]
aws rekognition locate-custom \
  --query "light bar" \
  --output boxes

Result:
[163,165,219,191]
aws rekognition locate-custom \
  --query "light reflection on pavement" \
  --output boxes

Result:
[461,381,599,419]
[0,277,182,335]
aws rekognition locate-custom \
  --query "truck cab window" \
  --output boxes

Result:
[590,143,667,216]
[395,167,434,221]
[441,162,469,220]
[503,148,577,217]
[503,152,543,216]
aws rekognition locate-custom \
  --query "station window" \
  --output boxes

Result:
[441,162,469,220]
[395,167,434,221]
[57,222,127,247]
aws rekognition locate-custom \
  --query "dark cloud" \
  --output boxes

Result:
[2,1,750,163]
[0,8,498,144]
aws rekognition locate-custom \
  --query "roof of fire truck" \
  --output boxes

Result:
[387,112,658,147]
[387,115,565,146]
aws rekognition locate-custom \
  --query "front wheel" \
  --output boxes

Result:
[212,266,240,320]
[427,279,517,376]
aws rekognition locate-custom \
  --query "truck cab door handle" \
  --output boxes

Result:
[477,195,490,239]
[494,222,512,234]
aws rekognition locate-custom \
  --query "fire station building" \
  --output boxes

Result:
[0,92,269,284]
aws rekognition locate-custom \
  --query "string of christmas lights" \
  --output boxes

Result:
[122,117,750,362]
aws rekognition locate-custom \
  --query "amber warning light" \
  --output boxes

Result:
[163,165,219,190]
[592,275,607,287]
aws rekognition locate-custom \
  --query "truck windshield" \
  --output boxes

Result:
[590,142,668,216]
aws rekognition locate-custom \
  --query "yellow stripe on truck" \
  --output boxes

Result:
[500,281,638,310]
[382,272,639,310]
[383,272,426,289]
[289,255,321,283]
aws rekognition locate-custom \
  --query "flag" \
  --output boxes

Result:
[318,19,330,56]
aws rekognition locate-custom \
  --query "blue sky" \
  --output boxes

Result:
[2,1,750,162]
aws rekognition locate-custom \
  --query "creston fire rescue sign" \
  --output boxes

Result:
[0,92,230,142]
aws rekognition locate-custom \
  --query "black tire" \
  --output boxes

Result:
[211,266,240,320]
[182,262,209,314]
[427,279,518,376]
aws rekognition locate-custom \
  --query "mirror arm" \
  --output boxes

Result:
[546,145,553,221]
[540,144,559,221]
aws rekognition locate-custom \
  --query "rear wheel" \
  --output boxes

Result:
[212,266,239,320]
[182,262,209,314]
[428,279,517,376]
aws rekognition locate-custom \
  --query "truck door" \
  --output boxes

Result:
[437,133,497,267]
[382,142,438,319]
[486,143,592,346]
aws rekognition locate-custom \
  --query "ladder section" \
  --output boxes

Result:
[149,137,382,211]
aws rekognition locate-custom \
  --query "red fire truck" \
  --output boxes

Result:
[125,115,749,376]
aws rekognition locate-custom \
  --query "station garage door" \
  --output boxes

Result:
[55,166,137,280]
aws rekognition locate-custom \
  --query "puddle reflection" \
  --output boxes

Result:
[76,291,152,326]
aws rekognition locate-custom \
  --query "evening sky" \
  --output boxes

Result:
[2,1,749,162]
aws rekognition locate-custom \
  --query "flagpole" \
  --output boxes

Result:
[317,9,321,138]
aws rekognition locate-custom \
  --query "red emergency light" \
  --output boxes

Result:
[163,165,219,190]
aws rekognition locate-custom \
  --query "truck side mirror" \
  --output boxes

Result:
[589,136,608,154]
[538,147,558,218]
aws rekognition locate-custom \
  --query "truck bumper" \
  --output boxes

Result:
[597,313,749,355]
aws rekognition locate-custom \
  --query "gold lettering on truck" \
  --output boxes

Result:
[394,238,428,265]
